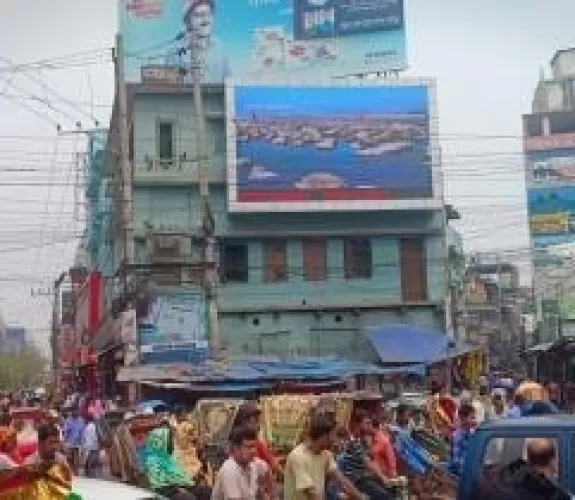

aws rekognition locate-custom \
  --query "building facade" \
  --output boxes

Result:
[524,48,575,344]
[54,81,453,396]
[88,82,448,367]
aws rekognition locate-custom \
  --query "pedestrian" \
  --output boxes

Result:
[23,422,68,466]
[212,425,270,500]
[141,422,196,499]
[284,411,364,500]
[233,401,281,477]
[82,413,102,478]
[371,408,398,480]
[63,407,85,475]
[447,403,476,475]
[339,409,395,499]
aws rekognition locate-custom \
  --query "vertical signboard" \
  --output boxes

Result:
[525,129,575,335]
[525,133,575,249]
[138,291,208,363]
[226,78,440,212]
[118,0,407,84]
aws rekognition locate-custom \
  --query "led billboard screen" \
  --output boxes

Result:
[226,79,440,212]
[118,0,407,84]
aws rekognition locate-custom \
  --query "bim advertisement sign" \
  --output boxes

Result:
[118,0,406,84]
[226,79,440,212]
[137,292,208,364]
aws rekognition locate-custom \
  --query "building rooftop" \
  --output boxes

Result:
[550,47,575,66]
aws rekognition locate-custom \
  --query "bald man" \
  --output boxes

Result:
[526,438,558,480]
[472,437,570,500]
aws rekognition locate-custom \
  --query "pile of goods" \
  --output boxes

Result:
[260,394,354,452]
[260,395,319,451]
[191,399,245,471]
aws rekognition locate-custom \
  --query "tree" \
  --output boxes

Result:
[0,345,47,391]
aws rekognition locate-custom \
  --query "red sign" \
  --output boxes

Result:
[88,271,102,332]
[524,132,575,152]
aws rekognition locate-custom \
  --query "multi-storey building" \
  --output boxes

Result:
[78,79,452,374]
[524,48,575,343]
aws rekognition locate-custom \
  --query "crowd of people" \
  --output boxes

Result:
[0,380,568,499]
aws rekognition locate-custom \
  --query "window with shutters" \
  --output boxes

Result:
[303,238,327,281]
[400,238,428,302]
[220,243,249,283]
[344,238,372,280]
[265,239,288,283]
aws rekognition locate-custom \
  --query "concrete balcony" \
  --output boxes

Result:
[133,154,226,186]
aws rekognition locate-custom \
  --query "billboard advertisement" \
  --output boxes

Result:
[528,185,575,247]
[138,292,208,364]
[526,148,575,186]
[119,0,406,84]
[226,79,440,212]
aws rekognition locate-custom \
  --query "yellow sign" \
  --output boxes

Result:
[530,212,570,234]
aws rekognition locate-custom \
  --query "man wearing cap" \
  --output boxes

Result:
[182,0,229,83]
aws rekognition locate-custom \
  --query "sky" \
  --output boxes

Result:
[235,85,428,116]
[0,0,575,350]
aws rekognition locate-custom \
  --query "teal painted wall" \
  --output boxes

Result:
[129,89,447,361]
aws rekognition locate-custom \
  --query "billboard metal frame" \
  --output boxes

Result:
[225,76,442,213]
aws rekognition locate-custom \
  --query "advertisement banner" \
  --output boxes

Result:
[528,185,575,247]
[118,0,407,84]
[524,132,575,152]
[226,79,440,212]
[138,292,208,363]
[526,148,575,187]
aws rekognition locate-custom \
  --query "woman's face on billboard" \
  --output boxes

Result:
[188,3,213,42]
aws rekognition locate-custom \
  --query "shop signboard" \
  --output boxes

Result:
[137,291,208,364]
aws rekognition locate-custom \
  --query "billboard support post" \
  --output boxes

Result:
[191,50,220,357]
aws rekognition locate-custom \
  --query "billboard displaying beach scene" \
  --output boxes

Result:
[118,0,407,84]
[226,79,440,212]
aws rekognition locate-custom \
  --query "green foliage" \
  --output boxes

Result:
[0,345,46,390]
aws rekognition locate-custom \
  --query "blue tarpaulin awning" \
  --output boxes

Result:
[367,324,473,365]
[118,357,394,384]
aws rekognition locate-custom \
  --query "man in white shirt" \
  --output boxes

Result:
[211,425,270,500]
[82,413,101,478]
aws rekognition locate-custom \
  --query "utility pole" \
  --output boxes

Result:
[115,34,137,403]
[190,42,220,357]
[51,272,66,393]
[115,34,134,267]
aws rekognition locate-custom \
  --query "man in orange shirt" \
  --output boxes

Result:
[371,408,398,479]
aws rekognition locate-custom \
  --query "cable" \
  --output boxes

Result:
[0,56,102,125]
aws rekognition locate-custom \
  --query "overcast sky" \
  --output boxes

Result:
[0,0,574,349]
